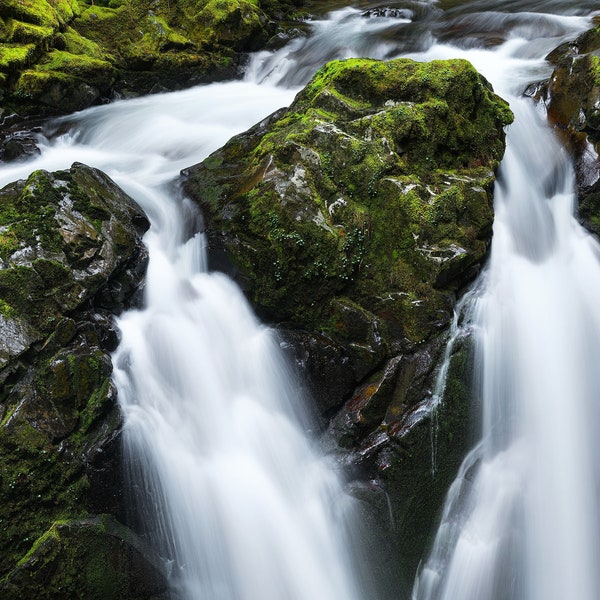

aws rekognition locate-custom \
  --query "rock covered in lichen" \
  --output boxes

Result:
[0,163,163,596]
[184,57,512,351]
[182,56,511,584]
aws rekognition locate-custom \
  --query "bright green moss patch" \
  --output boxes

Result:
[0,43,37,72]
[37,49,114,82]
[60,26,110,59]
[0,0,295,115]
[0,298,15,318]
[5,20,54,46]
[0,1,61,29]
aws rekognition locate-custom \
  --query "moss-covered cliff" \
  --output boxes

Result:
[0,0,304,116]
[0,163,166,598]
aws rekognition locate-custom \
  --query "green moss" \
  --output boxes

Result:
[186,57,511,348]
[588,54,600,88]
[0,1,56,28]
[36,49,114,81]
[50,0,80,23]
[0,299,15,318]
[5,20,54,46]
[0,43,37,72]
[78,379,112,435]
[14,68,67,98]
[0,0,76,29]
[60,26,110,59]
[2,516,166,599]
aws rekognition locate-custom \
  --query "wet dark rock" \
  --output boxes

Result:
[0,516,168,600]
[0,162,155,595]
[534,24,600,233]
[182,56,510,583]
[361,7,413,20]
[0,130,41,162]
[278,328,356,417]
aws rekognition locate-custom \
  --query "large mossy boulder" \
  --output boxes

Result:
[182,56,511,585]
[0,0,305,116]
[0,163,166,597]
[183,57,511,353]
[529,21,600,235]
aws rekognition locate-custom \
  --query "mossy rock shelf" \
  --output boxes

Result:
[0,0,306,117]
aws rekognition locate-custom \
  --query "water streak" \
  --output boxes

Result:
[414,47,600,600]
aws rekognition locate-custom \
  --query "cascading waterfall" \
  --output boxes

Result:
[1,2,600,598]
[61,85,366,598]
[0,80,365,598]
[413,26,600,600]
[105,97,365,600]
[113,237,363,599]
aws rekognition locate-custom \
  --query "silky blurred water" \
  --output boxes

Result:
[1,1,599,598]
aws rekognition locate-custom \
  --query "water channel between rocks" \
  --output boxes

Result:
[0,1,598,598]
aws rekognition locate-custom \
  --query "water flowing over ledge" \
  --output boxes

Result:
[0,2,599,598]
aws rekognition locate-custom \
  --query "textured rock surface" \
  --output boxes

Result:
[0,163,165,596]
[528,22,600,235]
[184,57,511,354]
[0,0,305,117]
[183,56,511,583]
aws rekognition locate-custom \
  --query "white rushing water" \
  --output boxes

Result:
[411,11,600,600]
[1,2,600,599]
[413,98,600,600]
[0,79,365,598]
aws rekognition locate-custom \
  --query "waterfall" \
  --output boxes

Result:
[67,86,365,598]
[413,40,600,600]
[1,2,600,598]
[113,242,363,599]
[0,79,365,598]
[104,93,364,600]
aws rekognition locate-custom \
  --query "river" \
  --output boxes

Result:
[0,1,598,598]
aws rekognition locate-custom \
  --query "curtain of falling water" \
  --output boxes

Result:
[412,20,600,600]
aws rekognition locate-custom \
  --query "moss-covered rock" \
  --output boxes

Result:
[0,0,306,116]
[183,57,511,350]
[182,57,510,584]
[530,23,600,235]
[0,163,160,596]
[1,516,167,599]
[0,0,79,30]
[0,163,147,340]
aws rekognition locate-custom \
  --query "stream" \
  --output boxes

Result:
[0,1,598,598]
